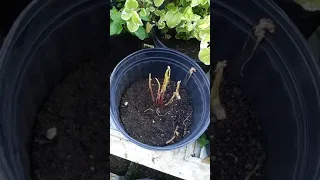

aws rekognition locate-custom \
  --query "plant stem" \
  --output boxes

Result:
[149,73,155,103]
[155,78,161,104]
[159,66,171,103]
[165,80,181,106]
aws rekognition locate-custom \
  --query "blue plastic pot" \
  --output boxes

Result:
[110,48,210,151]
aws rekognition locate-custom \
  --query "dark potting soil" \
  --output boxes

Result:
[31,59,109,180]
[120,79,193,146]
[161,37,200,60]
[212,79,266,180]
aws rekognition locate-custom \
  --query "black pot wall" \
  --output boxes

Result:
[212,1,320,180]
[0,0,108,179]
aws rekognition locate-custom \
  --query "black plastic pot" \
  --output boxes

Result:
[151,28,210,73]
[212,0,320,180]
[0,0,108,179]
[110,48,210,151]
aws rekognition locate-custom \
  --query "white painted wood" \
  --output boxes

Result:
[110,129,210,180]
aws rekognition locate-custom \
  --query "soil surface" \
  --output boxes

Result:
[120,79,192,146]
[31,59,109,180]
[212,78,266,180]
[161,36,200,60]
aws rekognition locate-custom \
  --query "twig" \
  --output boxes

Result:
[144,108,154,112]
[156,108,171,116]
[244,164,260,180]
[182,112,192,126]
[166,126,179,144]
[149,73,155,103]
[211,61,227,120]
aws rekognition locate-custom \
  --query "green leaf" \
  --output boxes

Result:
[111,7,126,24]
[124,0,139,9]
[121,8,133,21]
[166,3,178,12]
[131,11,143,26]
[154,0,164,7]
[165,11,182,28]
[200,34,210,49]
[196,15,210,29]
[127,21,140,32]
[140,15,150,21]
[180,0,191,7]
[190,0,200,7]
[200,0,208,5]
[197,134,209,148]
[134,26,148,40]
[146,22,154,33]
[154,9,165,16]
[110,22,123,36]
[147,6,155,12]
[157,19,166,29]
[139,8,147,16]
[198,47,210,65]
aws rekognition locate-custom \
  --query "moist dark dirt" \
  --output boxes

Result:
[161,36,200,60]
[31,59,109,180]
[212,76,266,180]
[120,79,193,146]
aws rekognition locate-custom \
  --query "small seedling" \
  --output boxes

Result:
[197,133,209,148]
[149,66,184,106]
[183,67,196,85]
[241,18,275,76]
[211,60,227,120]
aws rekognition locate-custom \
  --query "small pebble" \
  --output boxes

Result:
[46,127,57,140]
[124,102,128,106]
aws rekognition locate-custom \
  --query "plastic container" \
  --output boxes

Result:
[110,48,210,151]
[212,0,320,179]
[0,0,108,179]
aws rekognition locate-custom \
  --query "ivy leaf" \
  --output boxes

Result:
[124,0,139,9]
[165,11,182,28]
[110,22,123,35]
[121,8,133,21]
[154,0,164,7]
[198,47,210,65]
[134,26,148,40]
